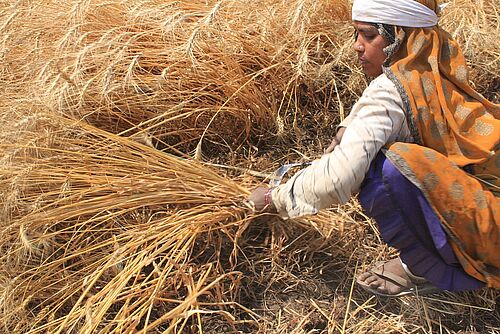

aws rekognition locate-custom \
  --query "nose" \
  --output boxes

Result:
[354,39,364,53]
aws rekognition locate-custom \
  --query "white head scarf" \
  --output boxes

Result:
[352,0,438,28]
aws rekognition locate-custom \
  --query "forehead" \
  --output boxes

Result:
[353,21,379,32]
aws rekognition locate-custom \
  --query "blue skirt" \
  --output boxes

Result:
[359,152,485,291]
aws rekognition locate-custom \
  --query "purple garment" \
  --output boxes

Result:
[359,152,485,291]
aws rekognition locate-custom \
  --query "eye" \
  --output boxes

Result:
[364,34,376,41]
[353,30,359,40]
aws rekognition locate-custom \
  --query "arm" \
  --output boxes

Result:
[271,76,408,218]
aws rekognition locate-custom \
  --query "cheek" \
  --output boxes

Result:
[376,48,388,62]
[365,46,385,64]
[371,44,387,64]
[376,40,389,59]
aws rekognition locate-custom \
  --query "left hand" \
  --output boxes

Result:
[325,127,346,154]
[248,186,276,213]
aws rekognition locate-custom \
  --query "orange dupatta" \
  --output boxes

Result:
[381,0,499,287]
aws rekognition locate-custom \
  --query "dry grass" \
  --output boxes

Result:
[0,0,499,333]
[0,109,369,333]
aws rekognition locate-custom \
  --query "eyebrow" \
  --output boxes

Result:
[355,26,378,33]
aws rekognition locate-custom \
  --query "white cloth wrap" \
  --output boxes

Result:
[352,0,438,27]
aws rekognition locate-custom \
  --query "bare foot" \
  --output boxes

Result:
[357,258,417,295]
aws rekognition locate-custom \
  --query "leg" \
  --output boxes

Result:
[358,152,484,294]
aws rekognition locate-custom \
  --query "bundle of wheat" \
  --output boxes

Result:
[0,110,246,332]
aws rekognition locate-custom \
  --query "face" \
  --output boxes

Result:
[353,21,389,77]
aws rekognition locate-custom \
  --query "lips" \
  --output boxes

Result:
[359,57,368,66]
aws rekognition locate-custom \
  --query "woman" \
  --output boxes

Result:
[249,0,499,297]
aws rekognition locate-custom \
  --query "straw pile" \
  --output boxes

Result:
[1,0,498,333]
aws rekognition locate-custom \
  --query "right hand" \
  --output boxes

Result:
[247,186,276,213]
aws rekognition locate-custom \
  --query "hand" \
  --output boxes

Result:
[325,127,346,154]
[248,186,276,213]
[325,138,339,154]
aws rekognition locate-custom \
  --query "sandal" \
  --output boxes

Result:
[357,260,441,297]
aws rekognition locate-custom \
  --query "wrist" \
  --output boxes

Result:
[264,187,273,207]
